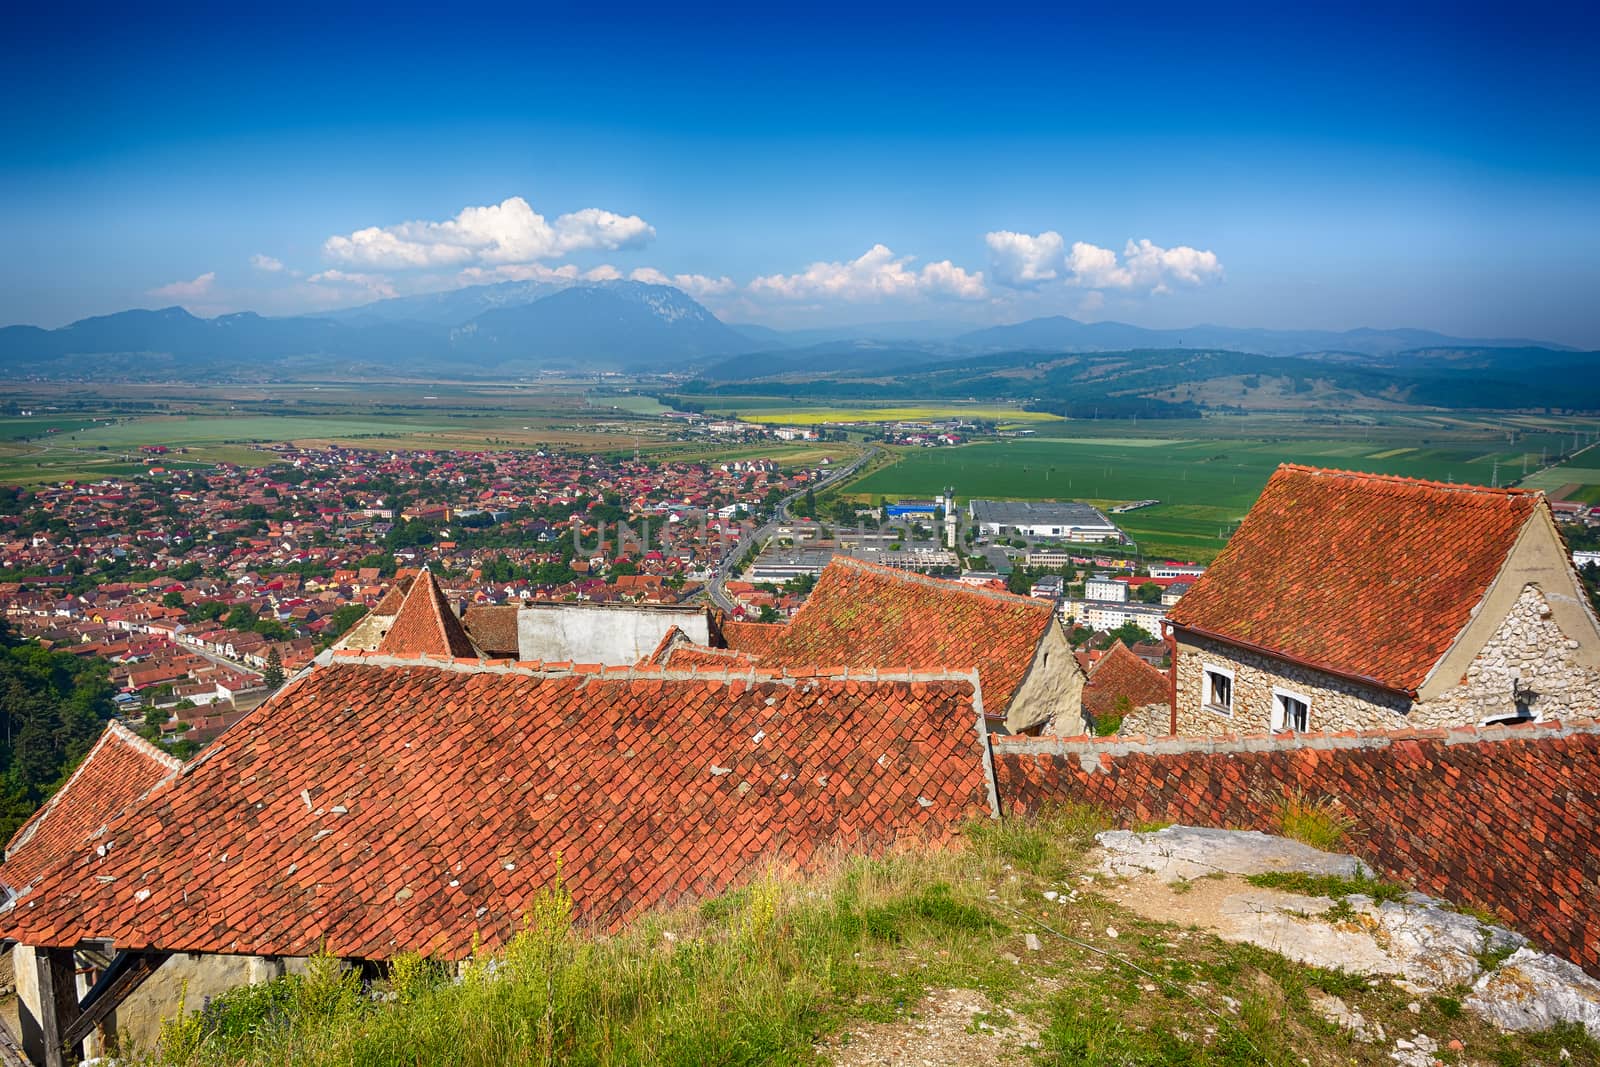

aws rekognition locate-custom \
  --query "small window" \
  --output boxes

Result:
[1271,688,1311,732]
[1202,665,1234,716]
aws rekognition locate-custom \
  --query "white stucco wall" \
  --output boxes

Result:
[516,604,710,665]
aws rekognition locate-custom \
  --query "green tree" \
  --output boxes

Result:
[262,648,285,690]
[0,621,118,841]
[162,590,186,609]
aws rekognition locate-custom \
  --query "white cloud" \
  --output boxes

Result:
[1120,238,1223,293]
[748,244,986,303]
[630,267,737,298]
[988,231,1223,294]
[249,254,284,273]
[323,196,655,270]
[986,230,1065,288]
[148,272,216,301]
[459,263,582,284]
[918,259,988,300]
[307,269,397,300]
[582,264,622,282]
[1066,241,1129,289]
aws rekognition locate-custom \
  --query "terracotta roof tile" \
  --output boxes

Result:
[720,620,784,658]
[1081,640,1168,721]
[1167,465,1543,692]
[643,627,762,670]
[2,722,180,895]
[370,576,414,616]
[461,604,520,658]
[377,568,479,659]
[1,658,988,959]
[726,558,1055,715]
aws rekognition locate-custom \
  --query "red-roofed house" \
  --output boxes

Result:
[720,557,1087,734]
[1166,465,1600,735]
[1081,640,1170,731]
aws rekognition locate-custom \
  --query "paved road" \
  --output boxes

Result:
[706,445,881,614]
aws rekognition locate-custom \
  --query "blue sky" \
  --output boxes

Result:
[3,5,1598,344]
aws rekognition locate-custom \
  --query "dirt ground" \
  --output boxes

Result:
[820,987,1041,1067]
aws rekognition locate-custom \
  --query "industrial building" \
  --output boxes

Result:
[968,500,1123,543]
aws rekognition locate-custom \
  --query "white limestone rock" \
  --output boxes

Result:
[1465,948,1600,1037]
[1095,825,1371,881]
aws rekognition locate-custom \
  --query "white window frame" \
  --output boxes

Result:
[1201,663,1235,717]
[1271,687,1311,733]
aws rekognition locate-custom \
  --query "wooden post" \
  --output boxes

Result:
[33,948,81,1067]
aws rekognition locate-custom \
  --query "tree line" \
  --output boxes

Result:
[0,619,118,843]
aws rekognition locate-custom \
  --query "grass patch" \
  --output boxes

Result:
[1273,788,1357,851]
[1244,870,1410,905]
[964,802,1110,880]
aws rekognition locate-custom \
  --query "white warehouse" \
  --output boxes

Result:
[969,499,1123,543]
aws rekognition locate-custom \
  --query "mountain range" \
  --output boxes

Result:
[0,278,1580,381]
[0,281,751,378]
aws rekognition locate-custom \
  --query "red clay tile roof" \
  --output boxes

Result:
[2,657,988,958]
[1167,465,1543,692]
[643,627,763,670]
[643,625,689,665]
[721,620,784,658]
[728,558,1055,714]
[2,721,180,895]
[370,576,414,616]
[377,569,479,659]
[1082,641,1169,722]
[461,604,520,658]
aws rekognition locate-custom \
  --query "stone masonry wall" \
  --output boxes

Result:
[1173,634,1413,735]
[1420,584,1600,723]
[991,719,1600,977]
[1174,584,1600,737]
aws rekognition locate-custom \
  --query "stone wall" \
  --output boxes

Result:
[1173,633,1412,735]
[10,947,310,1061]
[991,719,1600,977]
[1420,584,1600,723]
[1173,583,1600,737]
[1014,622,1087,735]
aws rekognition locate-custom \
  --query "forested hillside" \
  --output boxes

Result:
[0,620,118,842]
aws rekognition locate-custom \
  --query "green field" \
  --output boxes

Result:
[728,405,1064,426]
[589,393,672,415]
[1521,467,1600,492]
[0,416,106,440]
[846,426,1590,560]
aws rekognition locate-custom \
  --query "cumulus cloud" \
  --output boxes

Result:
[323,196,655,270]
[986,230,1066,288]
[748,244,986,303]
[148,272,216,301]
[249,254,284,273]
[1119,238,1223,293]
[629,267,737,298]
[988,231,1223,294]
